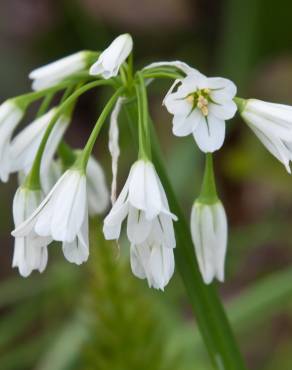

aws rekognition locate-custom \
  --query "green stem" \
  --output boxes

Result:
[14,81,79,110]
[36,93,54,118]
[25,80,114,189]
[77,87,125,170]
[135,73,151,160]
[198,153,218,204]
[123,101,247,370]
[234,97,247,114]
[58,141,77,168]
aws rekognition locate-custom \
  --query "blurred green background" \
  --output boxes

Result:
[1,0,292,369]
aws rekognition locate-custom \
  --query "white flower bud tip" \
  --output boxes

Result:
[90,34,133,79]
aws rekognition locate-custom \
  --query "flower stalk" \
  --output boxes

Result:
[123,101,247,370]
[25,80,114,190]
[77,87,125,170]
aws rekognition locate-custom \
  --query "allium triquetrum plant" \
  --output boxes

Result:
[2,33,292,370]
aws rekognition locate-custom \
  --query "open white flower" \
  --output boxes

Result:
[12,169,89,265]
[87,156,109,215]
[191,200,227,284]
[103,159,176,289]
[0,100,24,182]
[29,51,96,91]
[164,70,237,152]
[9,109,69,176]
[240,98,292,173]
[12,187,49,277]
[90,34,133,79]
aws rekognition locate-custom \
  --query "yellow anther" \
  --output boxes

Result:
[201,106,209,116]
[186,95,194,105]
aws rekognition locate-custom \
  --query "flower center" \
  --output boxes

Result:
[186,88,211,117]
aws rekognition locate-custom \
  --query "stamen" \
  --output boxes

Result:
[197,95,209,116]
[186,95,194,105]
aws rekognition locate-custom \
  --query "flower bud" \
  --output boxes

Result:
[190,200,227,284]
[29,51,97,91]
[90,34,133,79]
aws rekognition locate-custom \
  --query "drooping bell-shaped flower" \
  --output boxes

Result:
[163,68,237,153]
[103,159,177,289]
[0,100,24,182]
[12,169,89,265]
[90,34,133,79]
[191,200,227,284]
[9,109,69,176]
[12,186,49,277]
[29,51,97,91]
[190,154,228,284]
[238,98,292,173]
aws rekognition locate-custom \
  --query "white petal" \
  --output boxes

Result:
[86,156,109,215]
[62,211,89,265]
[41,160,63,195]
[108,97,124,204]
[212,203,227,282]
[0,101,24,182]
[41,115,69,173]
[143,61,202,77]
[130,243,149,279]
[191,204,215,284]
[103,174,130,240]
[30,51,87,91]
[209,100,237,120]
[247,123,291,173]
[127,207,152,244]
[128,161,162,219]
[103,203,129,240]
[206,77,237,98]
[148,245,175,290]
[164,90,192,116]
[50,172,87,242]
[172,109,203,137]
[9,109,56,173]
[90,34,133,78]
[193,114,225,153]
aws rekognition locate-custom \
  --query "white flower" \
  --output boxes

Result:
[103,159,177,289]
[164,70,237,152]
[29,51,95,91]
[12,169,89,265]
[240,98,292,173]
[12,187,49,277]
[87,156,109,216]
[0,100,24,182]
[90,34,133,79]
[190,200,227,284]
[9,109,69,176]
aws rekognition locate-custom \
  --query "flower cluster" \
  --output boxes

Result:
[1,33,292,289]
